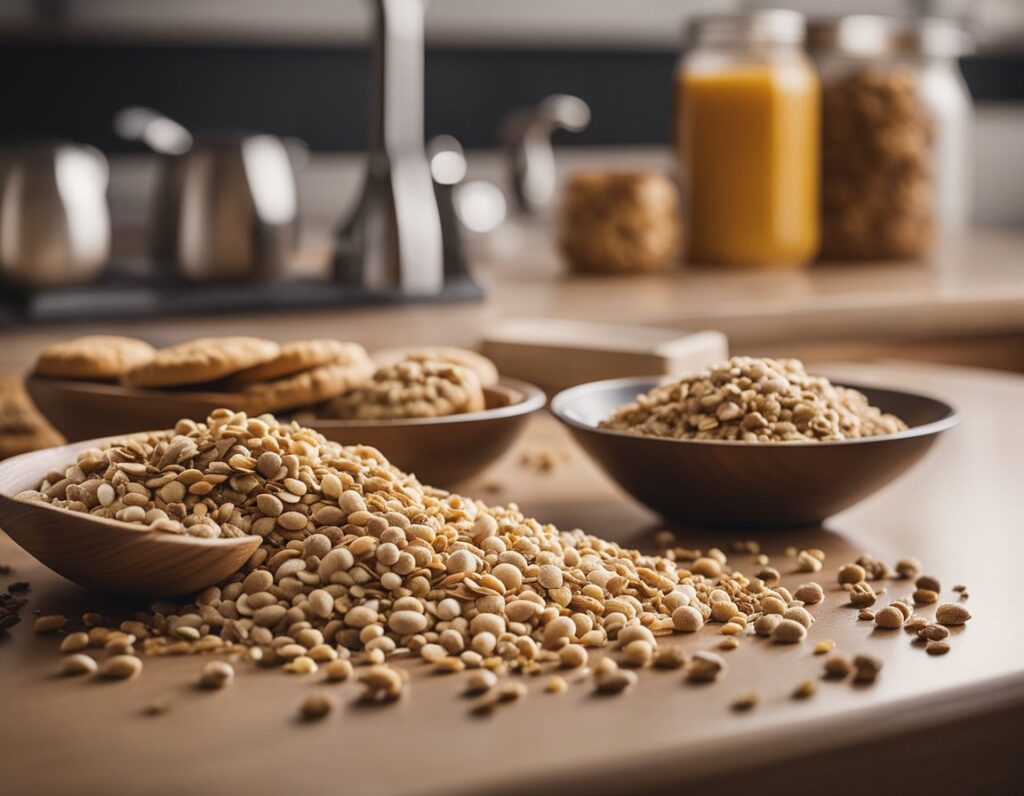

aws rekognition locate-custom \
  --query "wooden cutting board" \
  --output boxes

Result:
[0,361,1021,796]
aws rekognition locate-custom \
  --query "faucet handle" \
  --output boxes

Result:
[499,94,591,214]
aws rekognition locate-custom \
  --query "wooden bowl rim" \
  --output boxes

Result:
[551,376,960,449]
[25,373,247,403]
[306,377,546,430]
[25,374,547,429]
[0,435,261,551]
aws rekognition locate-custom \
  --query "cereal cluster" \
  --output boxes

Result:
[325,357,485,420]
[600,357,907,442]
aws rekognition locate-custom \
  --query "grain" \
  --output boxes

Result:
[936,604,971,626]
[687,651,725,683]
[61,653,98,676]
[792,679,817,699]
[100,654,142,679]
[918,624,949,642]
[794,582,825,605]
[916,575,941,593]
[466,669,498,695]
[771,619,807,644]
[838,564,866,585]
[814,639,835,655]
[824,654,853,679]
[60,632,90,653]
[895,557,922,579]
[654,647,688,669]
[300,693,335,720]
[199,661,234,689]
[913,588,939,605]
[853,654,883,684]
[925,641,951,656]
[874,606,905,630]
[600,358,906,442]
[595,668,638,694]
[324,659,354,682]
[558,644,588,669]
[545,676,568,694]
[732,691,759,712]
[33,614,67,633]
[622,640,654,668]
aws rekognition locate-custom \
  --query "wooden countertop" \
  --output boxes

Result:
[1,228,1024,374]
[1,361,1022,795]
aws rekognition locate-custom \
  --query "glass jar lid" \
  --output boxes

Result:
[686,9,806,48]
[808,15,972,59]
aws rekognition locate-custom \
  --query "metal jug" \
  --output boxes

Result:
[116,108,299,283]
[0,143,111,287]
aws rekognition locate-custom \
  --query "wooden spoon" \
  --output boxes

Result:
[0,436,260,596]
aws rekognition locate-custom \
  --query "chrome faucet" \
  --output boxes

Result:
[334,0,445,295]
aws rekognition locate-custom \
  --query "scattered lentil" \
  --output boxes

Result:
[61,653,98,676]
[300,693,335,720]
[99,655,142,680]
[925,641,950,656]
[792,679,817,699]
[198,661,234,689]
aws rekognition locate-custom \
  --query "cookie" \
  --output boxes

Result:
[121,337,280,389]
[324,358,485,420]
[243,358,376,414]
[34,336,155,381]
[371,346,499,387]
[228,340,369,387]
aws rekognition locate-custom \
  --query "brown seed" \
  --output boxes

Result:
[894,557,922,579]
[926,640,950,656]
[838,563,866,585]
[687,651,726,682]
[824,654,853,679]
[198,661,234,689]
[935,603,971,626]
[792,679,817,699]
[653,647,688,669]
[99,654,142,679]
[33,614,67,633]
[874,606,904,630]
[915,575,941,593]
[813,639,835,655]
[918,624,950,642]
[771,618,807,644]
[300,693,335,720]
[793,582,825,605]
[61,653,98,676]
[732,690,759,711]
[853,654,883,683]
[595,668,638,694]
[913,588,938,605]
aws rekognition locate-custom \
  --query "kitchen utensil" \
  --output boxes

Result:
[482,319,728,393]
[25,374,545,489]
[115,106,299,282]
[499,94,590,214]
[551,377,958,528]
[0,143,111,287]
[306,378,546,488]
[0,437,260,595]
[334,0,445,295]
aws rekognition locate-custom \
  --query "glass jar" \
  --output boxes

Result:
[809,15,973,261]
[675,10,820,268]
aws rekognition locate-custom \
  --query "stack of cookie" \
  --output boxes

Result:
[31,337,503,422]
[33,335,375,415]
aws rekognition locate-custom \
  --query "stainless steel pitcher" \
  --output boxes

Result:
[0,143,111,287]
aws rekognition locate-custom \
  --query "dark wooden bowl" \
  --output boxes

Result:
[25,374,258,441]
[551,377,959,529]
[26,374,546,490]
[306,379,546,488]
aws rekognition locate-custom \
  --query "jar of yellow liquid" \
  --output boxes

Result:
[676,10,820,267]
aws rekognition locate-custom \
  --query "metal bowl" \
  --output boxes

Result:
[551,377,959,529]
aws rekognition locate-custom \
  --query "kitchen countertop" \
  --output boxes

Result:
[1,225,1023,373]
[1,360,1022,795]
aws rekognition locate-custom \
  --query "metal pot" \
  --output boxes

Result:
[0,143,111,288]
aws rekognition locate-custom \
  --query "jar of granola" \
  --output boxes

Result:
[809,15,973,260]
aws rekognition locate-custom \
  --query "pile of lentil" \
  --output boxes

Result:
[18,409,970,712]
[19,410,767,677]
[600,357,907,442]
